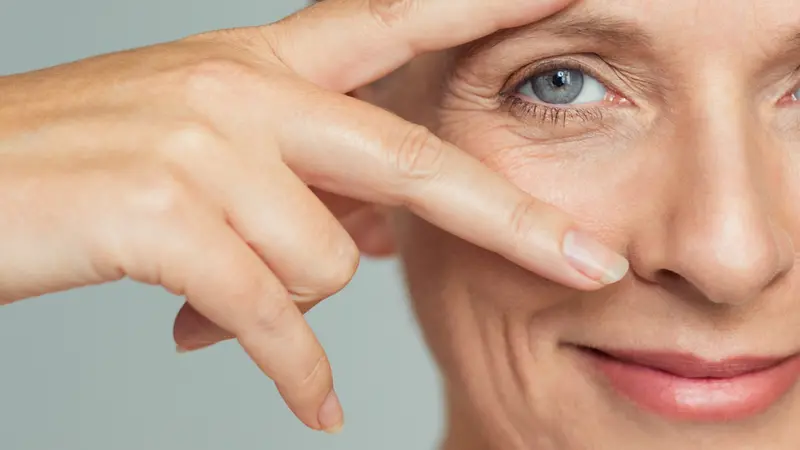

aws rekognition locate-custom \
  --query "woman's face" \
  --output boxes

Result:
[359,0,800,448]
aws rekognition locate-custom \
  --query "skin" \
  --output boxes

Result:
[6,0,800,448]
[0,0,636,438]
[351,0,800,448]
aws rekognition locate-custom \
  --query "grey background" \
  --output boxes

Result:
[0,1,442,449]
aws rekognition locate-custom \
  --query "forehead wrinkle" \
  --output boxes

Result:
[548,16,653,49]
[462,11,654,58]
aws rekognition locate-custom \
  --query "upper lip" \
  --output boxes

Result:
[581,347,794,378]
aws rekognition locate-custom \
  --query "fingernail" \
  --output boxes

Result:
[175,343,212,353]
[318,390,344,434]
[562,230,629,285]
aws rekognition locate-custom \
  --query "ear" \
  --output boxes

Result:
[340,206,396,258]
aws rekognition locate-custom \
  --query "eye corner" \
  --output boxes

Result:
[777,90,799,106]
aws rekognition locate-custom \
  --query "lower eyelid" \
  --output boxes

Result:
[514,91,624,108]
[501,95,607,125]
[496,96,645,147]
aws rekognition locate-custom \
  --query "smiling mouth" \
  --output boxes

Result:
[581,346,789,378]
[572,345,800,421]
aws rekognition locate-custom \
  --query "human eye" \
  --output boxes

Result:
[500,58,631,126]
[517,68,607,105]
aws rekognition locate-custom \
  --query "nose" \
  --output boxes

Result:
[630,102,794,307]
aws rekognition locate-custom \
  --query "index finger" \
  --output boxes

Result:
[278,90,629,291]
[265,0,574,92]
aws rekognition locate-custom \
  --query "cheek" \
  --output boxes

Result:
[437,110,675,248]
[393,209,576,315]
[391,110,680,329]
[391,202,588,351]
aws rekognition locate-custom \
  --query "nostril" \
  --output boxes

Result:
[654,269,681,284]
[652,269,713,302]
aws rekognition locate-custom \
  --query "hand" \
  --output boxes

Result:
[0,0,627,433]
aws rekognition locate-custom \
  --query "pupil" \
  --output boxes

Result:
[551,71,569,88]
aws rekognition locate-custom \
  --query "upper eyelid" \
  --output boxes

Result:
[505,56,615,94]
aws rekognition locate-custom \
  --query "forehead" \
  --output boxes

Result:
[449,0,800,83]
[560,0,799,51]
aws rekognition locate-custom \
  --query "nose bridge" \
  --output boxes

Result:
[664,78,793,305]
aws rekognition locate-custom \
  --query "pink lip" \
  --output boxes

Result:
[576,346,800,421]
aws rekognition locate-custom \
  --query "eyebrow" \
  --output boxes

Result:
[464,13,654,56]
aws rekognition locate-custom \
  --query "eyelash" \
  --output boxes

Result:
[501,96,605,127]
[498,58,624,126]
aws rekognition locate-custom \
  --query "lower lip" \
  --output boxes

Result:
[578,348,800,421]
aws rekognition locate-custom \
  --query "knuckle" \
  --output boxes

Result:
[125,163,193,220]
[250,295,295,336]
[390,124,445,181]
[180,57,264,105]
[158,122,223,158]
[126,123,226,222]
[312,241,361,297]
[276,352,333,408]
[368,0,416,28]
[508,200,541,243]
[298,353,332,392]
[254,25,291,68]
